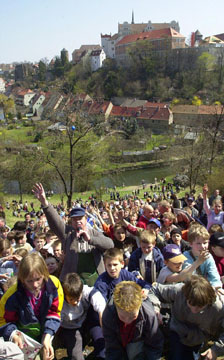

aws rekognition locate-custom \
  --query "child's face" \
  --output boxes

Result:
[45,258,58,274]
[18,234,27,245]
[140,242,154,255]
[116,306,139,324]
[172,233,182,246]
[165,260,183,273]
[23,271,44,296]
[146,223,160,234]
[191,236,209,256]
[154,209,160,218]
[163,217,172,227]
[114,228,126,242]
[186,300,206,314]
[211,245,224,258]
[65,293,82,307]
[34,239,45,251]
[53,245,62,259]
[104,257,124,278]
[1,248,11,257]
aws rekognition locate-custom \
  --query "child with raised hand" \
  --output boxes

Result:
[102,281,163,360]
[54,272,105,360]
[0,252,64,360]
[182,224,222,288]
[157,244,208,284]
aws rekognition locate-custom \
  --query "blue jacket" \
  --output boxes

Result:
[183,251,222,288]
[0,275,64,341]
[94,269,151,301]
[128,247,164,284]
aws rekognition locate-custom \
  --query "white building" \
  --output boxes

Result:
[0,78,5,93]
[30,93,46,115]
[101,33,123,59]
[16,89,35,106]
[90,49,106,71]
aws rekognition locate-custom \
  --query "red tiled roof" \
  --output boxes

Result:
[110,105,170,120]
[110,106,138,117]
[116,28,185,46]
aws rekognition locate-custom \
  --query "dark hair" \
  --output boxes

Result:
[62,273,83,298]
[13,221,26,231]
[14,231,26,244]
[182,275,216,307]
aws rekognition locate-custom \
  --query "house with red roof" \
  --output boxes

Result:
[109,103,173,134]
[14,89,35,106]
[172,104,224,129]
[115,28,185,65]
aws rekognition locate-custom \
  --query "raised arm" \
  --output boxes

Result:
[203,183,211,215]
[32,183,66,242]
[165,251,209,283]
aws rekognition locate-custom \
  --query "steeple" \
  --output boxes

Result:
[131,10,134,24]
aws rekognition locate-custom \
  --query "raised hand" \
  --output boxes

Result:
[32,183,48,207]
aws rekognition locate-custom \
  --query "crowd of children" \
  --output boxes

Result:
[0,182,223,359]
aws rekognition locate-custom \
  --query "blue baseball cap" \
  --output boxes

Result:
[69,207,86,218]
[148,218,161,228]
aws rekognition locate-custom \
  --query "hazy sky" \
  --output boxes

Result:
[1,0,224,63]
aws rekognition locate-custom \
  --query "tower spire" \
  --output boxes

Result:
[132,10,134,24]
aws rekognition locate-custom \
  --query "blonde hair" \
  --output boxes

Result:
[188,224,209,243]
[139,230,156,245]
[212,199,222,207]
[18,253,49,283]
[103,248,124,263]
[113,281,142,312]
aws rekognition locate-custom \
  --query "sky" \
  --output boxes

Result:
[1,0,224,64]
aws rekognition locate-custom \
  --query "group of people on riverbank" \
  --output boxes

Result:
[0,181,224,359]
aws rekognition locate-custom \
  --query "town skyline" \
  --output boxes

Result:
[1,0,224,64]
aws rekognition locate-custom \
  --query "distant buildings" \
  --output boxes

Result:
[72,45,101,64]
[90,49,106,71]
[0,78,6,93]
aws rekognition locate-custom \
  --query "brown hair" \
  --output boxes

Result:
[113,281,142,311]
[33,232,46,242]
[163,212,176,222]
[0,239,12,256]
[113,224,126,234]
[139,230,156,245]
[18,253,49,283]
[14,248,28,258]
[183,275,216,307]
[62,273,83,298]
[103,248,124,263]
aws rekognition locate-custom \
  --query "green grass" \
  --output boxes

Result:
[2,182,202,229]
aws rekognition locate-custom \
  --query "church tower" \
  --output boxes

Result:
[131,10,134,24]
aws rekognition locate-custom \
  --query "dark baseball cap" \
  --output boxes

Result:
[163,244,187,263]
[69,207,86,218]
[210,232,224,248]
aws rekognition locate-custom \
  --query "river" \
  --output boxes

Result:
[96,165,172,188]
